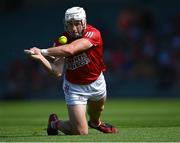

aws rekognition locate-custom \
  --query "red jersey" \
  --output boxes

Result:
[54,24,106,84]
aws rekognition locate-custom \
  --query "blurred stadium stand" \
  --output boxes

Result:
[0,0,180,100]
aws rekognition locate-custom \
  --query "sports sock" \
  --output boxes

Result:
[89,120,101,127]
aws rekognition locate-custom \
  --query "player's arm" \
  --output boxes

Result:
[39,56,64,77]
[30,52,64,77]
[41,38,93,57]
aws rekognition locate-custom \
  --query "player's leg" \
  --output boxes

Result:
[87,72,106,127]
[48,104,88,135]
[87,96,106,125]
[66,104,88,135]
[87,97,118,133]
[47,116,80,135]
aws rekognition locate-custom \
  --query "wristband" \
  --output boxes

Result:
[41,49,48,56]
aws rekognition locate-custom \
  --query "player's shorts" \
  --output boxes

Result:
[63,73,107,105]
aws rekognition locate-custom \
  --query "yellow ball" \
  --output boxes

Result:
[58,36,67,44]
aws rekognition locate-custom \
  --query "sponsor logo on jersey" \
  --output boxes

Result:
[66,52,90,70]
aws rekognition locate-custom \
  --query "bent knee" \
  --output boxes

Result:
[79,130,88,135]
[74,128,88,135]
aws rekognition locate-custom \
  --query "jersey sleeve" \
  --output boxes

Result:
[83,29,101,46]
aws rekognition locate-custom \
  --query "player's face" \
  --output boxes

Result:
[66,20,85,38]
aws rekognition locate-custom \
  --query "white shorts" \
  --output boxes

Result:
[63,73,107,105]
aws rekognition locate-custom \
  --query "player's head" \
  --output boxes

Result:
[64,6,86,38]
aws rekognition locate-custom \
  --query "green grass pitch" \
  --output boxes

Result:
[0,99,180,142]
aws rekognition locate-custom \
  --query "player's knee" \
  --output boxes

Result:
[75,128,88,135]
[79,130,88,135]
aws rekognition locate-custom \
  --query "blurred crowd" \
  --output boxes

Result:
[1,2,180,99]
[1,58,61,100]
[103,8,180,89]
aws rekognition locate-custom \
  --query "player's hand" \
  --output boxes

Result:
[29,49,44,60]
[30,53,44,61]
[24,47,43,61]
[30,47,41,54]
